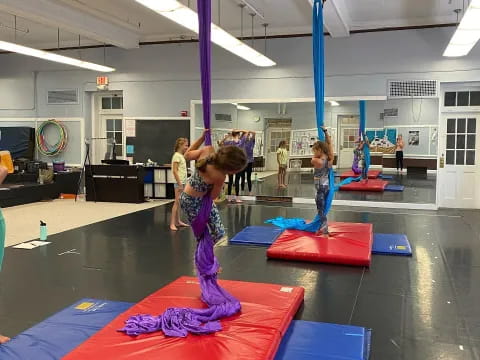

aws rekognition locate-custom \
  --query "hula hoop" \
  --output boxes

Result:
[36,119,68,156]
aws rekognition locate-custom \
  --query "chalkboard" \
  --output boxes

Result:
[127,120,190,165]
[0,127,35,159]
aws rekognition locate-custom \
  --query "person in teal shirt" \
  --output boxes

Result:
[0,165,9,343]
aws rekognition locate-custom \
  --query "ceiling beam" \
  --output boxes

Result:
[0,0,140,49]
[309,0,350,38]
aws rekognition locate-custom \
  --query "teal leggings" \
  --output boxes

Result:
[0,209,5,271]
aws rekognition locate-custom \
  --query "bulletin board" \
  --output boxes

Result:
[290,128,336,157]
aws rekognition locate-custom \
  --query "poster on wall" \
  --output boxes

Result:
[408,130,420,146]
[125,119,136,137]
[369,128,397,154]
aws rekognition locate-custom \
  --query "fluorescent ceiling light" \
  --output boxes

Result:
[444,0,480,57]
[0,40,115,72]
[232,103,251,111]
[329,101,340,106]
[135,0,276,67]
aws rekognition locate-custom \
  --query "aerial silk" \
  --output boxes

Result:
[359,100,371,174]
[119,0,240,338]
[265,6,369,233]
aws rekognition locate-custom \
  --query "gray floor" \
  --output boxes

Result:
[251,170,437,204]
[0,202,479,359]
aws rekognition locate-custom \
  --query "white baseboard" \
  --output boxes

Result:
[381,168,437,175]
[261,197,438,210]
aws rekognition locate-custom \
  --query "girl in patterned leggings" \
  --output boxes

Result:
[311,127,334,235]
[180,130,247,242]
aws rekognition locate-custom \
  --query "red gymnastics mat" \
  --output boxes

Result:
[267,222,373,266]
[64,276,304,360]
[339,179,388,192]
[339,169,381,179]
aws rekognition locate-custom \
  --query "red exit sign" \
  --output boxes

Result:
[96,76,109,86]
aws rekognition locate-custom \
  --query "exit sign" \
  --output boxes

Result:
[96,76,109,86]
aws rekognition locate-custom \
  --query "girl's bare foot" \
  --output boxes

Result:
[177,222,190,227]
[0,334,10,344]
[170,225,178,231]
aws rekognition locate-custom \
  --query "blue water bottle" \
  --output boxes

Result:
[40,221,48,241]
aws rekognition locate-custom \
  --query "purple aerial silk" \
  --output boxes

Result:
[352,152,361,175]
[119,196,241,337]
[118,0,241,338]
[199,0,212,146]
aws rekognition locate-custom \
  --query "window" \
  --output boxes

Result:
[269,130,290,153]
[342,128,359,149]
[444,91,480,107]
[444,92,456,107]
[446,117,476,165]
[106,119,123,155]
[102,96,123,110]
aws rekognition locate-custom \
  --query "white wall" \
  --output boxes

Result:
[0,26,478,163]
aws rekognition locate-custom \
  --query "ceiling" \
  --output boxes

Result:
[0,0,462,50]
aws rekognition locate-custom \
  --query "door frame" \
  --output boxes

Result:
[438,112,480,208]
[265,125,292,171]
[92,91,124,164]
[337,115,360,169]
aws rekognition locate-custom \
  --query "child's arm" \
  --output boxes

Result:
[185,129,209,161]
[322,127,334,166]
[363,134,370,147]
[172,161,182,188]
[210,181,224,200]
[0,166,7,184]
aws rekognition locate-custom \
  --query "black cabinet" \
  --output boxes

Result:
[85,165,144,203]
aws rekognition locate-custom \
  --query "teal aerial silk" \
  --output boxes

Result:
[359,100,371,173]
[265,3,369,233]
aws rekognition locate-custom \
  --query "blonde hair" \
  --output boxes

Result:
[196,146,247,174]
[174,137,188,152]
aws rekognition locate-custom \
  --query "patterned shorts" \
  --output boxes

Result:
[179,192,225,241]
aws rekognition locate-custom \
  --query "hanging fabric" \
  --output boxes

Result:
[359,100,371,173]
[119,0,240,338]
[313,0,325,141]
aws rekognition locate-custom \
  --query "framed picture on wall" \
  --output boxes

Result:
[408,130,420,146]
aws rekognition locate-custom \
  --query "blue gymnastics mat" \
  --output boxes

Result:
[0,299,133,360]
[372,233,412,256]
[385,184,404,192]
[275,320,371,360]
[229,225,284,246]
[379,174,394,180]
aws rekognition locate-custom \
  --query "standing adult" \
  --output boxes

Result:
[396,134,405,173]
[221,129,247,203]
[238,131,256,195]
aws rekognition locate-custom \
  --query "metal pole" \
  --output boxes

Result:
[250,13,255,47]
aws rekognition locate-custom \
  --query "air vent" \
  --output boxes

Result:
[383,108,399,117]
[388,80,438,98]
[47,89,79,104]
[215,113,232,121]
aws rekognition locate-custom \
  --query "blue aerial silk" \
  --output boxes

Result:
[313,0,325,142]
[359,100,366,136]
[264,3,369,233]
[313,0,335,215]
